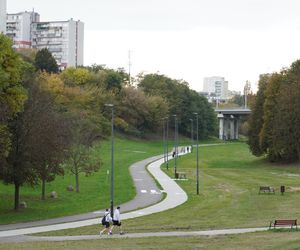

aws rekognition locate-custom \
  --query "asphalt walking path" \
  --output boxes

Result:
[0,227,269,243]
[0,149,188,240]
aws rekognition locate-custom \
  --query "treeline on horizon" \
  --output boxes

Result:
[0,34,217,209]
[248,59,300,163]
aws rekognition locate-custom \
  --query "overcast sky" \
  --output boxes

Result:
[7,0,300,92]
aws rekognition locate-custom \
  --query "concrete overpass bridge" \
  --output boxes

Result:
[215,108,251,140]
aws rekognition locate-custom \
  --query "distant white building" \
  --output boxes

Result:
[6,11,40,48]
[203,76,229,100]
[31,19,84,69]
[0,0,6,33]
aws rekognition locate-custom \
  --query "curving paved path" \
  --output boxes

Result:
[0,227,270,243]
[0,155,164,232]
[0,150,188,239]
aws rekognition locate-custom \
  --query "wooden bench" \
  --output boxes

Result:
[269,219,297,229]
[176,172,187,179]
[259,186,275,194]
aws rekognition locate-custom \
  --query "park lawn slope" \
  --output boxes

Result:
[43,143,300,236]
[0,137,164,224]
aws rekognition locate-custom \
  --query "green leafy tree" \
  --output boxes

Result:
[34,48,59,73]
[0,34,27,175]
[28,80,71,200]
[247,74,269,156]
[60,67,91,86]
[66,116,102,192]
[260,73,283,161]
[138,73,217,138]
[248,60,300,162]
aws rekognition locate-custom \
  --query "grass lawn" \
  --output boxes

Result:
[0,137,165,224]
[43,143,300,236]
[0,135,196,224]
[2,231,300,250]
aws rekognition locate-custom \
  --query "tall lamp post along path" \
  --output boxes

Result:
[172,115,178,178]
[193,112,199,195]
[105,104,114,217]
[165,116,169,170]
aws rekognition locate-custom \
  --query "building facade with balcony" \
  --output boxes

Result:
[5,9,84,69]
[0,0,6,33]
[31,19,84,69]
[6,11,40,48]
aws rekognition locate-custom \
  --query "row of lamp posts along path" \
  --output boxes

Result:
[162,114,199,195]
[105,104,201,220]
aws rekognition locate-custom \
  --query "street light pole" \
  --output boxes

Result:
[105,104,114,217]
[190,118,193,151]
[173,114,177,178]
[194,112,199,195]
[166,117,169,170]
[163,118,166,163]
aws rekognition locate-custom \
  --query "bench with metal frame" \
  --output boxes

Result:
[269,219,297,229]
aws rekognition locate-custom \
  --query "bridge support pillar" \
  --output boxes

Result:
[218,114,224,140]
[234,119,239,139]
[230,116,235,140]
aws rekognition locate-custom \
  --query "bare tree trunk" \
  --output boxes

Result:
[42,178,46,200]
[14,182,20,210]
[75,172,79,193]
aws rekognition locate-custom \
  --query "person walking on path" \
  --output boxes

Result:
[110,206,123,235]
[100,209,112,236]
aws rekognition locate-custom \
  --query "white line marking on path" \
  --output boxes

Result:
[141,190,147,193]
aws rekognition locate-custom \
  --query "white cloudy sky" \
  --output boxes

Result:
[7,0,300,92]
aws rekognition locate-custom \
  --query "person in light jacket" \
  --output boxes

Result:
[110,206,124,235]
[100,208,112,236]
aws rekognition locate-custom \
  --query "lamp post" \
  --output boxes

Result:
[193,112,199,195]
[105,104,114,217]
[189,118,193,151]
[173,114,177,178]
[166,116,169,170]
[162,118,166,163]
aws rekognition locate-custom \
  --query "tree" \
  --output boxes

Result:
[34,48,59,73]
[119,86,168,134]
[0,34,27,189]
[60,67,91,86]
[66,145,100,193]
[28,79,71,200]
[2,78,72,208]
[247,74,269,156]
[66,115,102,192]
[17,48,37,64]
[138,73,217,138]
[248,60,300,162]
[259,73,283,161]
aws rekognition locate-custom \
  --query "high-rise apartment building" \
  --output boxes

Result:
[0,0,6,33]
[203,76,228,100]
[6,11,40,48]
[31,19,84,69]
[6,9,84,69]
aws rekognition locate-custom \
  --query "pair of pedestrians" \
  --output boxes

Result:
[100,206,123,236]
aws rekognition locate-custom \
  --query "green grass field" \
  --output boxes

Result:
[0,137,166,224]
[0,135,196,224]
[2,231,300,250]
[43,143,300,236]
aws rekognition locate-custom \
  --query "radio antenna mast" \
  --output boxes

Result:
[128,50,132,85]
